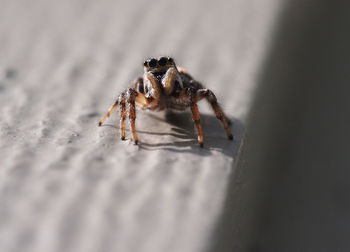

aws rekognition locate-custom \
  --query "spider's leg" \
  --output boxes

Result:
[98,99,119,126]
[161,67,182,95]
[190,103,204,147]
[127,88,138,145]
[119,92,127,140]
[99,78,143,127]
[196,89,233,140]
[187,88,204,147]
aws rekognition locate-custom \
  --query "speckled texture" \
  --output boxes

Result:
[0,0,282,251]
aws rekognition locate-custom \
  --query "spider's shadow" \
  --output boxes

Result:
[103,111,244,158]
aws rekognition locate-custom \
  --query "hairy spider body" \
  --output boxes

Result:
[98,56,233,147]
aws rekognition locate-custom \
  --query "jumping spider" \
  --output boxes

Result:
[98,56,233,147]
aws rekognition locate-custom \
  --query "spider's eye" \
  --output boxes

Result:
[144,60,148,67]
[168,57,174,63]
[158,57,167,66]
[149,59,157,68]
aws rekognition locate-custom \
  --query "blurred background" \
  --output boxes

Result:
[210,1,350,251]
[1,0,349,251]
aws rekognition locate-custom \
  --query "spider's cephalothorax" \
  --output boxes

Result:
[98,56,233,147]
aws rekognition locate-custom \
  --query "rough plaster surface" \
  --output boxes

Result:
[0,0,281,251]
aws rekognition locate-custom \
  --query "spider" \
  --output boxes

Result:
[98,56,233,147]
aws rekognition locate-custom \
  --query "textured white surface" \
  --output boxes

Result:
[0,0,281,251]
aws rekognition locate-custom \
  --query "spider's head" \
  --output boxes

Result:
[143,56,175,73]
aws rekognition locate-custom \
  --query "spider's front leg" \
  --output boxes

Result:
[98,100,119,126]
[98,78,143,127]
[188,88,204,147]
[127,88,138,145]
[119,92,127,140]
[196,89,233,140]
